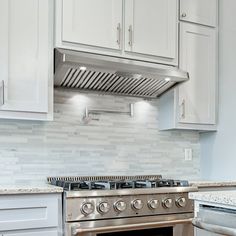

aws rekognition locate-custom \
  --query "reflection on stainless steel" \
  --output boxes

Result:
[192,218,236,236]
[48,175,196,236]
[72,217,192,235]
[65,186,197,198]
[54,48,189,98]
[67,214,194,236]
[193,205,236,236]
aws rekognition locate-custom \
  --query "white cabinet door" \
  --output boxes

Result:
[62,0,123,50]
[0,0,51,113]
[180,0,217,27]
[3,230,58,236]
[125,0,177,59]
[178,23,216,125]
[0,194,62,236]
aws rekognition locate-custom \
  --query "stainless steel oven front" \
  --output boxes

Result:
[66,213,193,236]
[63,187,196,236]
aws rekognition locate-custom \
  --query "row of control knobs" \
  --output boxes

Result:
[81,197,187,215]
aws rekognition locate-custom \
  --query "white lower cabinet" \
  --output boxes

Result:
[0,194,62,236]
[2,230,58,236]
[159,22,217,131]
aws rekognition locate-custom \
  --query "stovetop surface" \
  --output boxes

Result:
[48,176,189,191]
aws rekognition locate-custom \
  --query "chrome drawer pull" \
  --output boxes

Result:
[0,80,4,106]
[180,99,185,119]
[116,23,121,46]
[72,218,192,235]
[128,25,133,47]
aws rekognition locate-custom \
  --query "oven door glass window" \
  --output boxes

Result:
[98,227,173,236]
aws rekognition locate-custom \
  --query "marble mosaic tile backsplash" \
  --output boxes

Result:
[0,89,200,184]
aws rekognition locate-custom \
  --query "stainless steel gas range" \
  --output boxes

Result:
[48,175,198,236]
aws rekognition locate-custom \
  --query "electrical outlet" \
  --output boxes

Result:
[184,148,193,161]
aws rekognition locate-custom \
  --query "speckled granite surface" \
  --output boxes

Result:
[0,184,63,195]
[190,180,236,188]
[189,190,236,206]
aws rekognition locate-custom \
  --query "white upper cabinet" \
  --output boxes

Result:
[56,0,178,65]
[178,23,216,125]
[180,0,217,27]
[0,0,53,120]
[62,0,123,50]
[124,0,177,59]
[159,22,217,131]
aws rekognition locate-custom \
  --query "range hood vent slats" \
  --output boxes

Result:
[143,80,166,96]
[84,71,100,89]
[54,49,189,98]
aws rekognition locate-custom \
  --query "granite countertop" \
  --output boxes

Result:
[0,183,63,195]
[189,180,236,188]
[189,190,236,206]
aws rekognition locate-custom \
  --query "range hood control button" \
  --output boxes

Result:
[114,200,127,212]
[97,202,111,214]
[176,197,187,208]
[132,199,144,210]
[148,199,159,210]
[81,202,94,215]
[162,198,173,209]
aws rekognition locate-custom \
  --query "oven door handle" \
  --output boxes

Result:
[192,218,236,236]
[71,218,192,235]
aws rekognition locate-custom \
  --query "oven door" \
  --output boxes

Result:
[193,205,236,236]
[66,213,193,236]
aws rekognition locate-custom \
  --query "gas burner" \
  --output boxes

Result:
[91,181,111,190]
[156,179,175,187]
[134,180,153,188]
[113,181,134,189]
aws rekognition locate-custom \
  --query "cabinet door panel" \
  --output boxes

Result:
[0,0,50,113]
[125,0,177,59]
[62,0,122,50]
[3,230,58,236]
[179,23,216,125]
[180,0,217,27]
[0,195,59,231]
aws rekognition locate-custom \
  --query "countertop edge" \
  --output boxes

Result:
[0,185,64,195]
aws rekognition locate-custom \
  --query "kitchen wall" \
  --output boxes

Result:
[200,0,236,180]
[0,89,200,184]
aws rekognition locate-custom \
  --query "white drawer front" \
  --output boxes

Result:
[3,229,58,236]
[0,194,60,231]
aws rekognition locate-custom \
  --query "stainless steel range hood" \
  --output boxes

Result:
[54,48,189,98]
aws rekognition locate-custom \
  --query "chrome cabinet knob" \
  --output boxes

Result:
[132,199,144,210]
[148,199,159,210]
[81,202,94,215]
[97,202,111,214]
[181,12,187,18]
[176,197,187,208]
[162,198,173,209]
[114,200,127,212]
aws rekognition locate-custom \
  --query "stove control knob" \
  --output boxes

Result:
[114,200,127,213]
[148,199,159,210]
[81,202,94,215]
[162,198,173,209]
[132,199,144,210]
[98,202,111,214]
[176,197,187,208]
